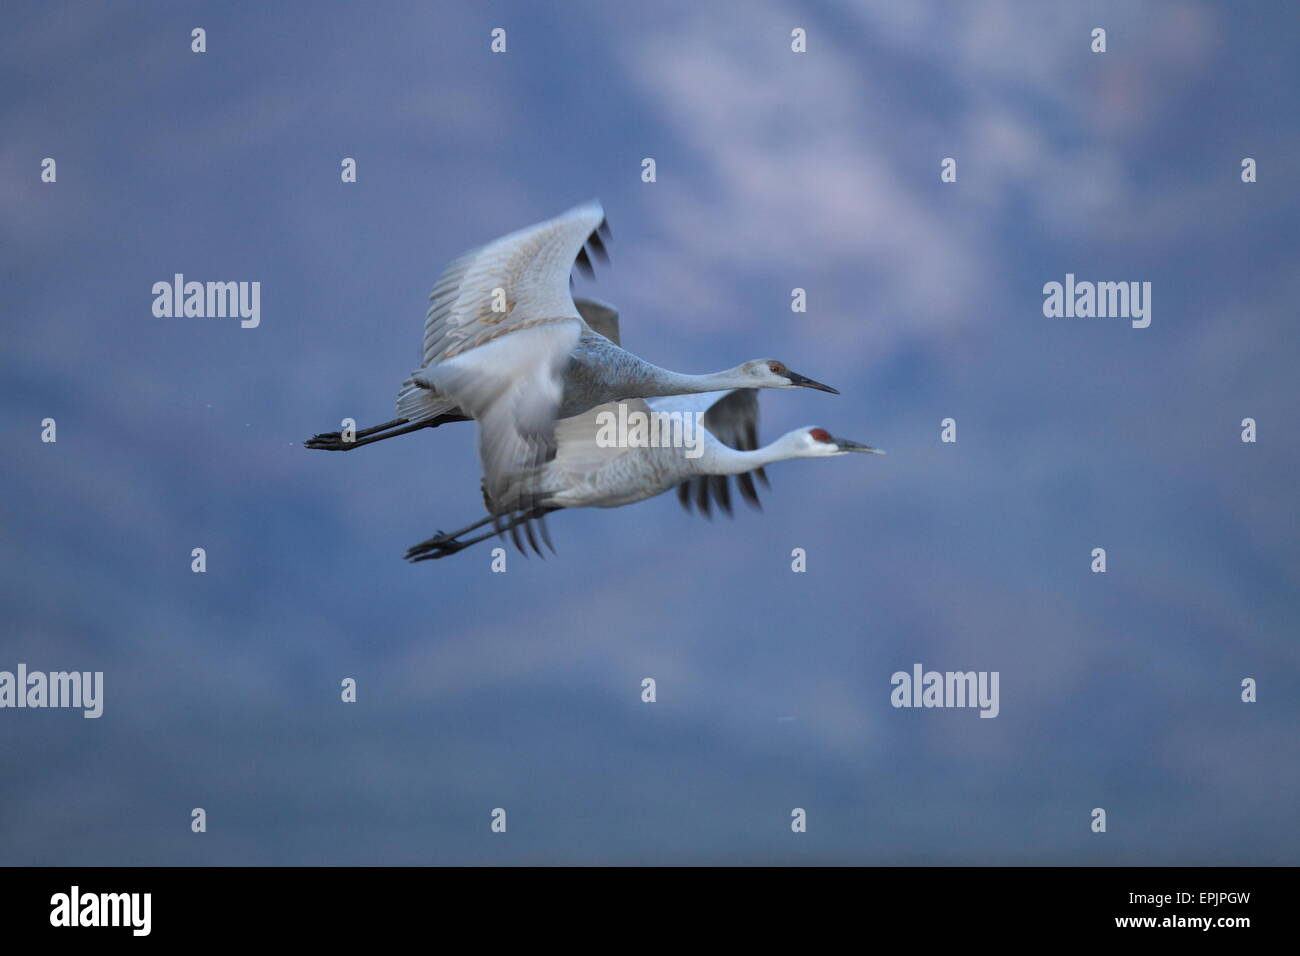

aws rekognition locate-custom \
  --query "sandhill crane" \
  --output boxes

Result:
[303,201,837,515]
[404,388,883,561]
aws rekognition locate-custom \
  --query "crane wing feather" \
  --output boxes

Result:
[544,399,648,478]
[402,201,610,510]
[672,388,768,516]
[573,298,621,346]
[418,200,607,367]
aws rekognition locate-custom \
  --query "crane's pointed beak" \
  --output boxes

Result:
[786,370,839,394]
[832,437,885,454]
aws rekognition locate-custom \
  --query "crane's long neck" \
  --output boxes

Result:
[692,435,797,476]
[575,337,752,399]
[631,363,750,398]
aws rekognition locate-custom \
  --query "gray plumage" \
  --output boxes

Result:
[304,202,838,481]
[405,391,883,561]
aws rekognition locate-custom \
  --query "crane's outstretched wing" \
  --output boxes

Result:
[415,200,609,369]
[402,201,611,511]
[574,297,621,346]
[543,398,646,481]
[658,389,768,518]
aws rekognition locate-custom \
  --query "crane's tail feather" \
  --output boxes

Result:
[395,377,463,423]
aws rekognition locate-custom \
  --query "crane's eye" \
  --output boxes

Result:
[768,361,786,375]
[810,428,832,443]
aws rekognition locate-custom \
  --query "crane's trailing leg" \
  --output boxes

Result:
[404,514,497,559]
[305,417,417,450]
[304,414,470,450]
[406,508,559,562]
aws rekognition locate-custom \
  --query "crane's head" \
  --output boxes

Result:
[741,360,839,393]
[783,427,885,458]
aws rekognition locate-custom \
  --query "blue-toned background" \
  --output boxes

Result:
[2,1,1297,864]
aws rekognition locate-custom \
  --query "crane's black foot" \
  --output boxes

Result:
[404,508,556,564]
[304,417,425,451]
[406,539,468,562]
[405,530,457,560]
[304,430,352,450]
